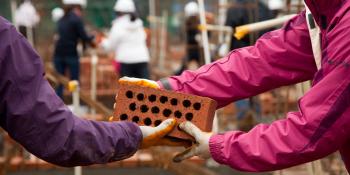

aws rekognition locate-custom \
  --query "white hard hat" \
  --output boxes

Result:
[62,0,87,7]
[185,2,199,17]
[268,0,285,10]
[52,7,64,22]
[15,1,40,27]
[114,0,136,13]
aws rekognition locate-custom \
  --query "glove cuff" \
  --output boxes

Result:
[209,134,227,165]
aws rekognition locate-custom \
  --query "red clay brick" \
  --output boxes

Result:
[112,84,217,141]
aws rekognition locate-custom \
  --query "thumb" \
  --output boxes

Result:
[142,119,176,139]
[179,122,203,140]
[153,119,177,138]
[173,146,199,163]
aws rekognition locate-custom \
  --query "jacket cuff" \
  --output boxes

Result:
[209,134,227,165]
[158,78,173,90]
[111,122,143,161]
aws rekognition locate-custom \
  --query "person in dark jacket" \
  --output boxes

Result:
[53,1,94,98]
[0,15,180,166]
[225,0,273,129]
[225,0,273,50]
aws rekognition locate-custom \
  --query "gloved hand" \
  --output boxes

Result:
[173,122,213,162]
[119,77,159,89]
[139,119,191,149]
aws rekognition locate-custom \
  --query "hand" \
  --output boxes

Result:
[118,77,159,89]
[173,122,213,162]
[140,119,191,149]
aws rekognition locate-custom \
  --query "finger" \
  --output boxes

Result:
[118,76,135,83]
[118,77,159,89]
[153,119,177,138]
[140,119,176,140]
[139,79,159,89]
[173,147,198,163]
[119,77,143,85]
[179,122,202,140]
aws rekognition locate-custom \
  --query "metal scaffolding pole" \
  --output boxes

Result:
[158,11,168,71]
[218,0,228,43]
[90,50,98,116]
[149,0,157,60]
[197,0,211,65]
[10,0,17,28]
[197,0,220,141]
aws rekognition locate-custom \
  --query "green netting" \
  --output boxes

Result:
[0,1,12,20]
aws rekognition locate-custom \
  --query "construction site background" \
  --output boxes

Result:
[0,0,348,175]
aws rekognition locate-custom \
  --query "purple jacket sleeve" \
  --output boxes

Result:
[0,17,142,167]
[158,12,317,108]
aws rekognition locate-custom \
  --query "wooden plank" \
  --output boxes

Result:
[45,64,113,118]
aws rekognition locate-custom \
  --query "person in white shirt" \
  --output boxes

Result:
[101,0,150,79]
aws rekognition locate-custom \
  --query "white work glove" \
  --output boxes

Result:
[119,77,160,89]
[173,122,213,162]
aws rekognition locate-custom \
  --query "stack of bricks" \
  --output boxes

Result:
[112,83,217,141]
[80,57,118,95]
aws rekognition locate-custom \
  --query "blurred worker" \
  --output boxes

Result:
[53,0,95,98]
[268,0,285,17]
[225,0,273,128]
[184,1,201,71]
[226,0,273,50]
[101,0,150,79]
[14,0,40,46]
[121,0,350,172]
[51,7,64,22]
[0,16,182,166]
[175,1,211,75]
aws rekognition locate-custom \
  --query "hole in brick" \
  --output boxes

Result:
[183,100,191,108]
[193,103,201,110]
[120,114,128,120]
[151,106,160,114]
[160,96,168,103]
[170,98,178,106]
[143,118,152,126]
[129,103,137,111]
[154,120,162,127]
[163,109,172,117]
[132,116,140,123]
[185,113,194,121]
[126,91,133,99]
[137,93,145,101]
[140,105,149,113]
[148,95,157,102]
[174,111,182,119]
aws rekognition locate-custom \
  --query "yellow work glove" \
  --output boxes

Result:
[119,77,160,89]
[173,122,213,162]
[139,119,190,149]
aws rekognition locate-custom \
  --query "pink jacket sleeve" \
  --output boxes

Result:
[157,12,350,171]
[210,54,350,171]
[158,12,317,108]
